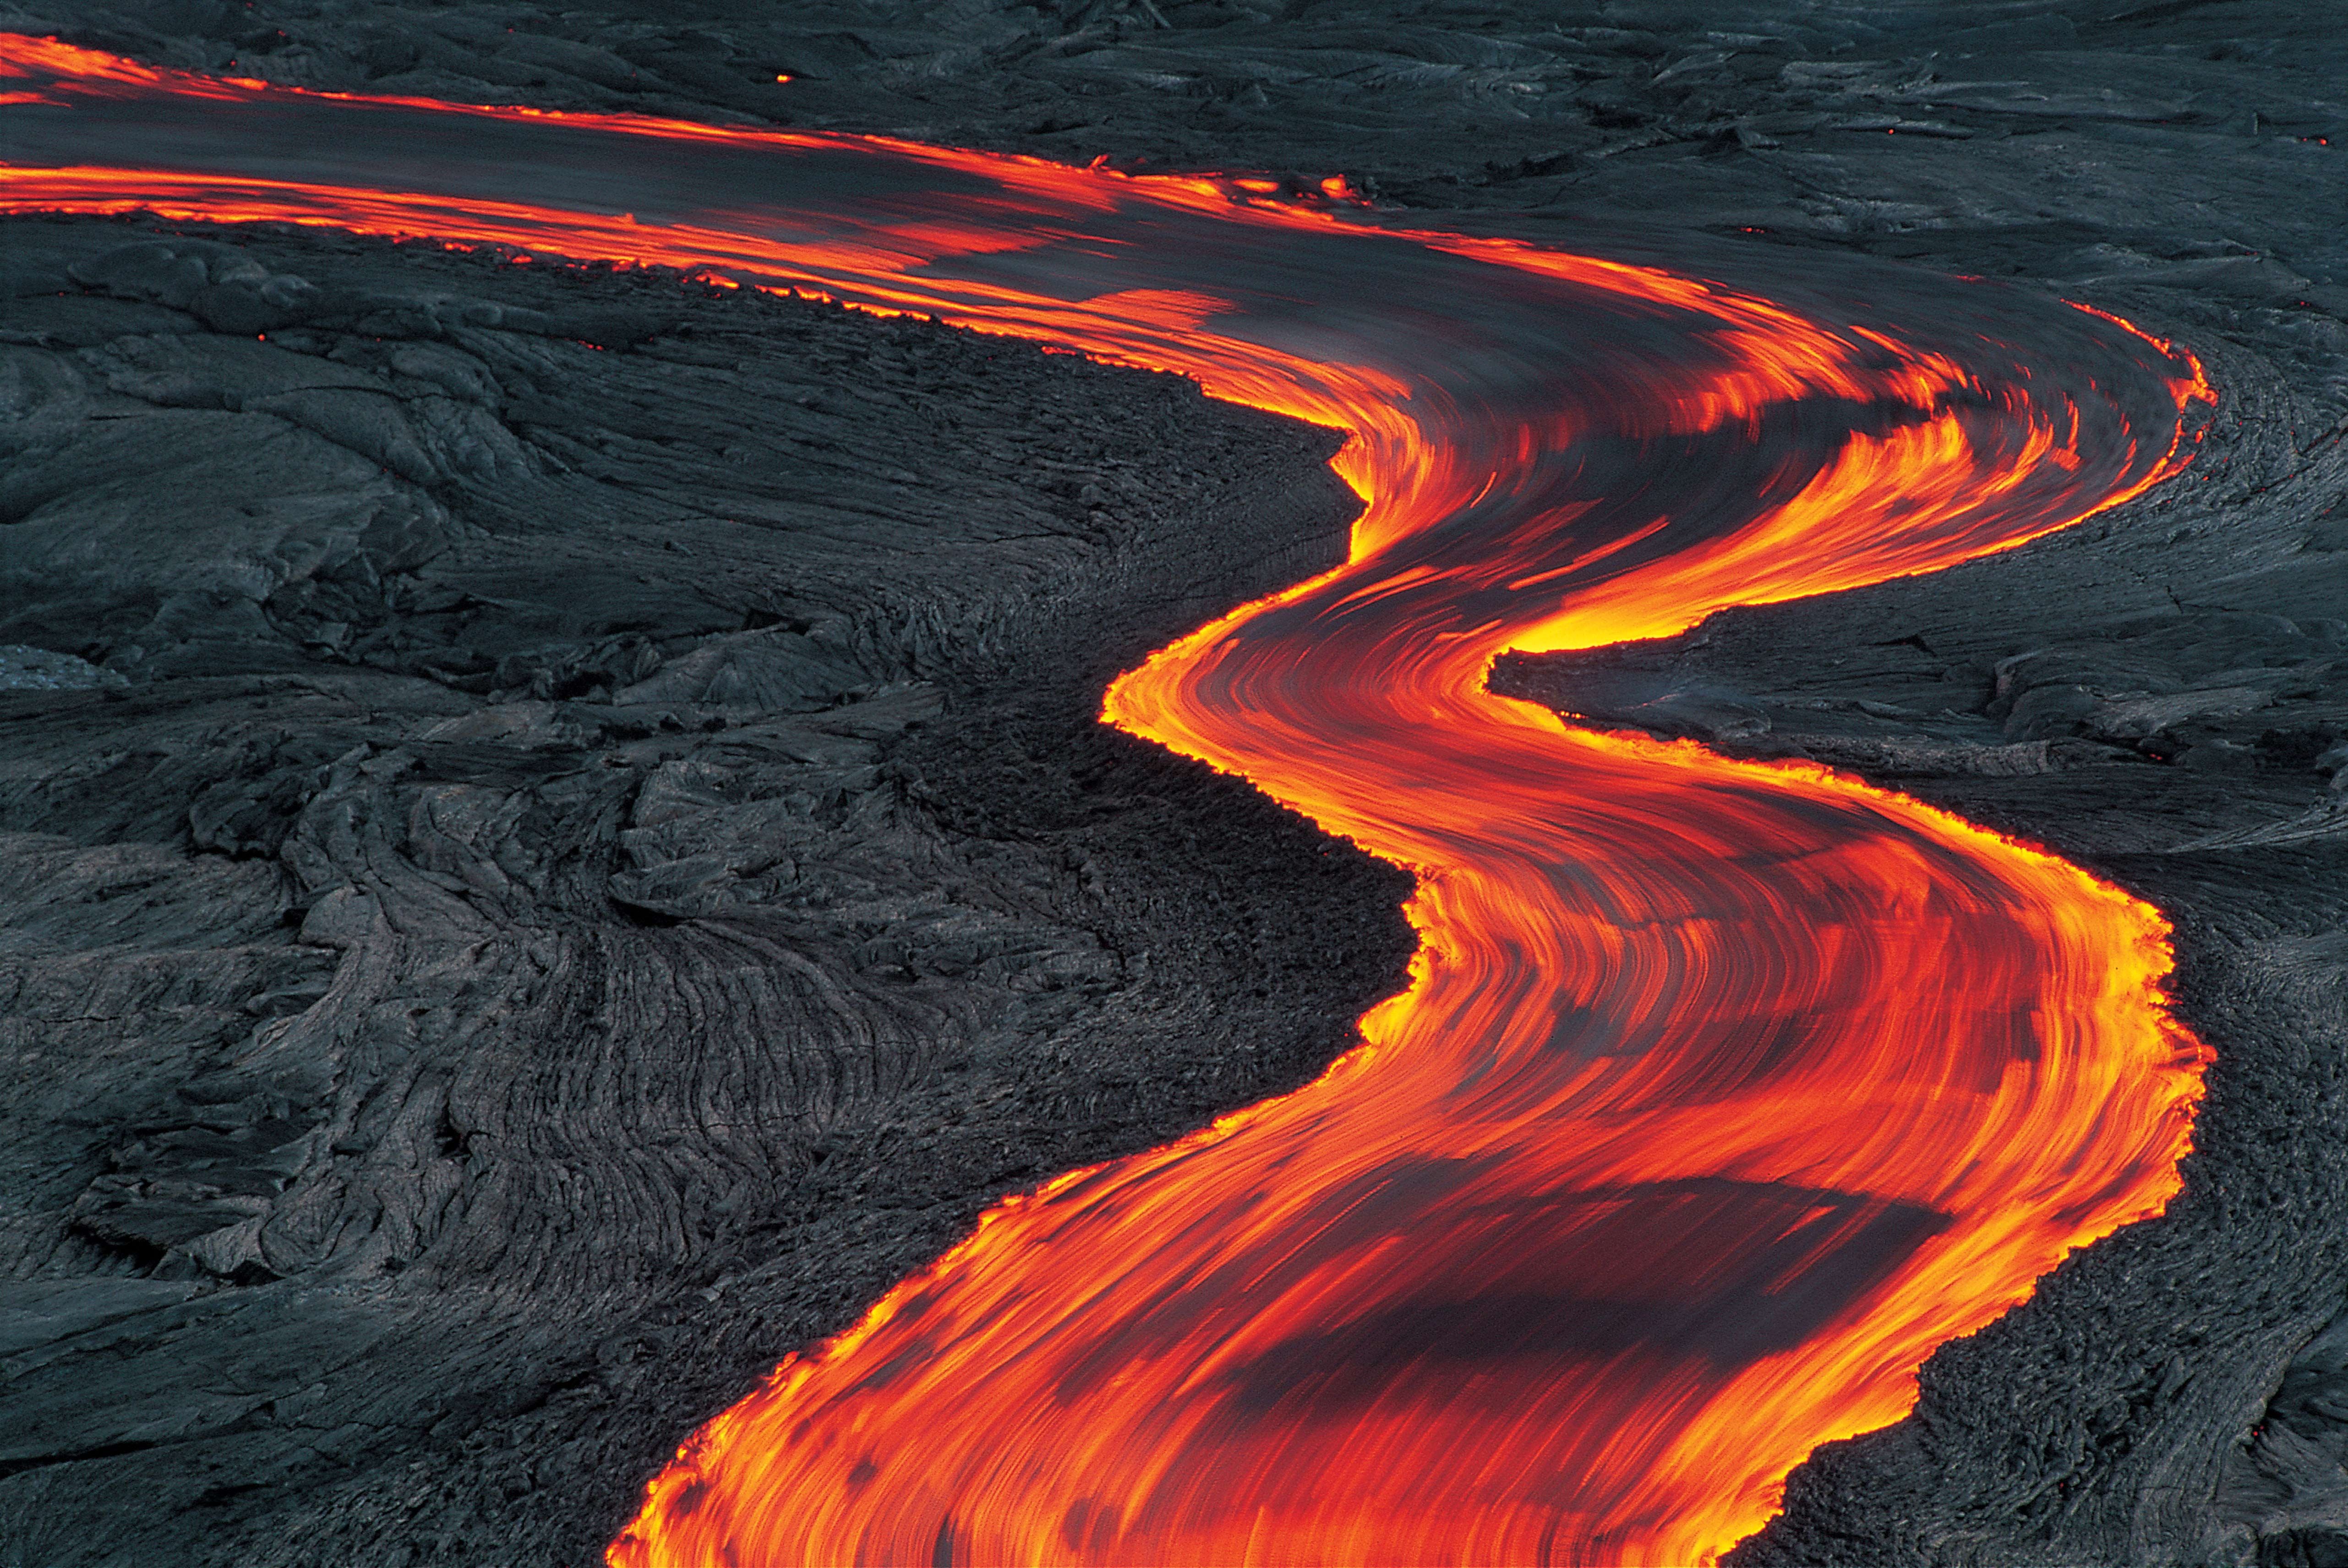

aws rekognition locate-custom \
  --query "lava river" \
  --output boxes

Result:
[3,39,2214,1567]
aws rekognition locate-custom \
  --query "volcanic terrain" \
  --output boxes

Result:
[1,2,2344,1565]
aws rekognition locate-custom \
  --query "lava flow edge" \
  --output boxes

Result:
[0,38,2217,1568]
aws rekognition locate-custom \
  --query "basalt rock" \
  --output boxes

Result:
[0,216,1412,1567]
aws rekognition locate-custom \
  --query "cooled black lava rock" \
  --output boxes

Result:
[0,217,1411,1567]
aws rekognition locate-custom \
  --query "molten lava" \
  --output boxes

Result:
[3,38,2214,1566]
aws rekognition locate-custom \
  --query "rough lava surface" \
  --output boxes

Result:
[0,221,1406,1564]
[0,2,2344,1565]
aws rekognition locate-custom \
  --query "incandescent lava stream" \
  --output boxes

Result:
[2,40,2214,1567]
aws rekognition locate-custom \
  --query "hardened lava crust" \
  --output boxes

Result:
[0,216,1411,1565]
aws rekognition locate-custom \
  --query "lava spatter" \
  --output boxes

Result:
[2,38,2212,1566]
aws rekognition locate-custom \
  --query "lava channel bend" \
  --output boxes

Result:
[1,36,2215,1567]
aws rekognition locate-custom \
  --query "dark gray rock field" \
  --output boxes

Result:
[3,1,2344,1564]
[0,219,1409,1564]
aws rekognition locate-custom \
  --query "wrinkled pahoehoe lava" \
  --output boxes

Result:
[0,6,2338,1558]
[2,38,2215,1565]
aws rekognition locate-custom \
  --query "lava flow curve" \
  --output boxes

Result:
[4,39,2214,1566]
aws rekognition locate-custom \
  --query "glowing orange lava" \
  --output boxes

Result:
[2,37,2214,1565]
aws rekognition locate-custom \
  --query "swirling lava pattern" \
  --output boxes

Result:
[3,39,2216,1566]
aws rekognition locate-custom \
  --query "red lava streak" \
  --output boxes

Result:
[2,37,2216,1565]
